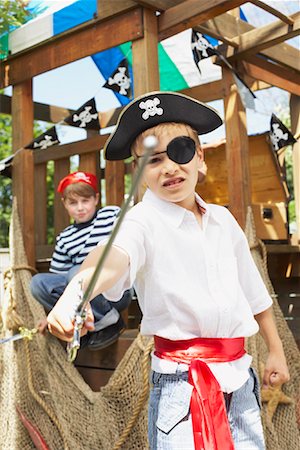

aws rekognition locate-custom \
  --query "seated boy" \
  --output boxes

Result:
[47,92,289,449]
[30,171,132,350]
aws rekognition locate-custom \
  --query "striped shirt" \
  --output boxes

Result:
[50,206,120,273]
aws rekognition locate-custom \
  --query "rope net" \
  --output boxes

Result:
[0,201,299,449]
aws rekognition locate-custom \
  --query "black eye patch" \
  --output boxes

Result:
[138,135,196,165]
[166,136,196,164]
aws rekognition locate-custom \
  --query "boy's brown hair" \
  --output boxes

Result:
[62,182,97,200]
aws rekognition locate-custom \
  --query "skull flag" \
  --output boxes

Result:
[64,98,100,130]
[269,114,297,151]
[103,58,132,98]
[25,126,60,150]
[191,31,217,73]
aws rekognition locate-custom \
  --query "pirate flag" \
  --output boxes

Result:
[103,58,132,98]
[25,126,60,150]
[64,97,100,130]
[269,114,297,151]
[232,73,256,111]
[191,31,217,73]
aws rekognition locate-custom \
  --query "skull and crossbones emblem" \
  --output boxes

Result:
[33,135,58,150]
[108,67,131,96]
[139,98,164,120]
[270,123,288,151]
[73,107,98,128]
[191,35,213,58]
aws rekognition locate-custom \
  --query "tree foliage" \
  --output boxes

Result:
[0,0,30,35]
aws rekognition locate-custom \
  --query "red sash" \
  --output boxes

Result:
[154,336,246,450]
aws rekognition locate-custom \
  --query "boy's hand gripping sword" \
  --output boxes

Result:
[67,136,158,362]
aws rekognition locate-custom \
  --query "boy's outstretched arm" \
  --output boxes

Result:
[255,307,290,388]
[47,245,129,341]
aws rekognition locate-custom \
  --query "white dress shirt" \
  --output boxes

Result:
[102,189,272,392]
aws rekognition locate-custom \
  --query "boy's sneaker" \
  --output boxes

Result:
[86,316,126,351]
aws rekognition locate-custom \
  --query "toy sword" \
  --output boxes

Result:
[67,135,158,362]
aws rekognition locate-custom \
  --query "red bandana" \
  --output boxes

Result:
[57,171,98,193]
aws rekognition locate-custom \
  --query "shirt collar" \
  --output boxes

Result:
[142,189,219,229]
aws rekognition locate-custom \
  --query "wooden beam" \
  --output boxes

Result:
[225,12,300,61]
[242,56,300,96]
[97,0,136,19]
[197,12,300,71]
[11,80,35,266]
[132,8,160,93]
[132,7,160,201]
[250,0,295,25]
[222,67,251,228]
[133,0,184,10]
[54,159,70,235]
[0,8,143,88]
[0,94,75,123]
[290,95,300,244]
[33,134,109,164]
[158,0,247,40]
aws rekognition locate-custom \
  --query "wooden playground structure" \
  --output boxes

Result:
[1,0,300,388]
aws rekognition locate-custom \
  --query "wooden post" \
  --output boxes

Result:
[290,94,300,244]
[132,7,160,200]
[222,66,251,228]
[11,80,35,266]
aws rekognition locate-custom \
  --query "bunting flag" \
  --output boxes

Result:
[64,98,100,130]
[232,74,256,111]
[191,31,217,74]
[0,154,13,178]
[269,114,297,151]
[103,58,132,98]
[25,126,60,150]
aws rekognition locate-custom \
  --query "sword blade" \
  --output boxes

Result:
[67,136,157,362]
[0,333,24,344]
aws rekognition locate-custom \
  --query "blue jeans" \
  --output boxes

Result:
[148,368,265,450]
[30,266,132,329]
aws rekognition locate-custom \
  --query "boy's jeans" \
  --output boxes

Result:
[148,367,265,450]
[30,266,132,330]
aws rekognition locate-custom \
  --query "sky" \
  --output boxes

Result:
[4,0,299,145]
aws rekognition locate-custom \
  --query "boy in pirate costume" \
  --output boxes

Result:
[31,171,131,350]
[47,92,289,449]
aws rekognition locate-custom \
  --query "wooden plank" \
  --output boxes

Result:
[158,0,247,40]
[133,0,184,10]
[53,159,70,236]
[198,12,300,71]
[105,160,125,206]
[0,8,143,88]
[225,12,300,61]
[290,95,300,245]
[132,8,160,201]
[97,0,136,19]
[34,163,47,246]
[132,8,159,93]
[222,66,251,228]
[11,80,35,267]
[33,134,109,164]
[242,57,300,96]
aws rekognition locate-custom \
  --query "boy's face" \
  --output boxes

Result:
[62,193,99,223]
[136,128,203,210]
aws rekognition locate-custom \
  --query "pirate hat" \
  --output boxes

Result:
[104,91,222,160]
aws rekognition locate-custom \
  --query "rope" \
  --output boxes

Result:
[23,338,70,450]
[112,335,153,450]
[3,265,38,278]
